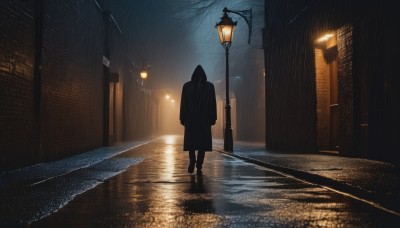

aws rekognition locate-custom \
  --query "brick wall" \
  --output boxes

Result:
[40,0,103,161]
[337,24,355,155]
[315,48,330,149]
[0,0,37,170]
[0,0,104,170]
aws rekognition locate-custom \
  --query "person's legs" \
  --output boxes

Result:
[196,150,205,175]
[188,150,196,173]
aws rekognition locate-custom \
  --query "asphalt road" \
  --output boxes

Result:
[30,136,400,227]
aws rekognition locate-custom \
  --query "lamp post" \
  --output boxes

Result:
[216,7,252,152]
[216,8,236,152]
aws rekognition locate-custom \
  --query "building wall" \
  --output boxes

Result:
[264,0,400,163]
[353,2,400,161]
[337,24,355,155]
[381,3,400,161]
[0,0,37,169]
[122,67,158,141]
[264,0,317,152]
[315,48,330,149]
[40,0,104,161]
[0,0,104,170]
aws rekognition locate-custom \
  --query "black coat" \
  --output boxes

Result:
[180,65,217,151]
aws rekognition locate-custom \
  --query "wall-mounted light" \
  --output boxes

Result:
[317,33,334,42]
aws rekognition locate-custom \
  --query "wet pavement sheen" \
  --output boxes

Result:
[31,136,400,227]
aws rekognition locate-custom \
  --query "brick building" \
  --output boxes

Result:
[0,0,157,171]
[264,0,400,162]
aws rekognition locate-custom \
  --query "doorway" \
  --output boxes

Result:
[315,32,339,151]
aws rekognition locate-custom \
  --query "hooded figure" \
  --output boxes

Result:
[180,65,217,175]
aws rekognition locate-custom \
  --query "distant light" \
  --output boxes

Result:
[165,94,170,100]
[140,70,148,79]
[317,33,334,43]
[171,99,175,103]
[165,135,175,145]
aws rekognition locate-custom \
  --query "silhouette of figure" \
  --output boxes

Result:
[180,65,217,175]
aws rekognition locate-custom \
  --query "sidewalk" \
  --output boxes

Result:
[0,141,149,226]
[0,141,148,189]
[213,140,400,216]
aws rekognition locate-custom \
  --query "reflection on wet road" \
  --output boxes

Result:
[32,136,400,227]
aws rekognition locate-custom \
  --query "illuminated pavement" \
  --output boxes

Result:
[213,140,400,216]
[22,136,400,227]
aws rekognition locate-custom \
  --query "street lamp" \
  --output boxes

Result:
[139,62,151,87]
[216,7,252,152]
[126,56,150,87]
[216,8,236,152]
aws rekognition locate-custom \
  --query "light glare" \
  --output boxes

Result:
[317,33,334,43]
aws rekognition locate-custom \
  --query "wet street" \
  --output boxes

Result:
[29,136,399,227]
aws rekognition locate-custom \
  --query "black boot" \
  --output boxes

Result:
[196,150,205,175]
[188,150,196,173]
[188,162,195,173]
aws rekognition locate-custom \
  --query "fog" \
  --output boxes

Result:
[101,0,265,142]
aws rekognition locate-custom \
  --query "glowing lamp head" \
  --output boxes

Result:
[216,8,237,48]
[140,69,148,79]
